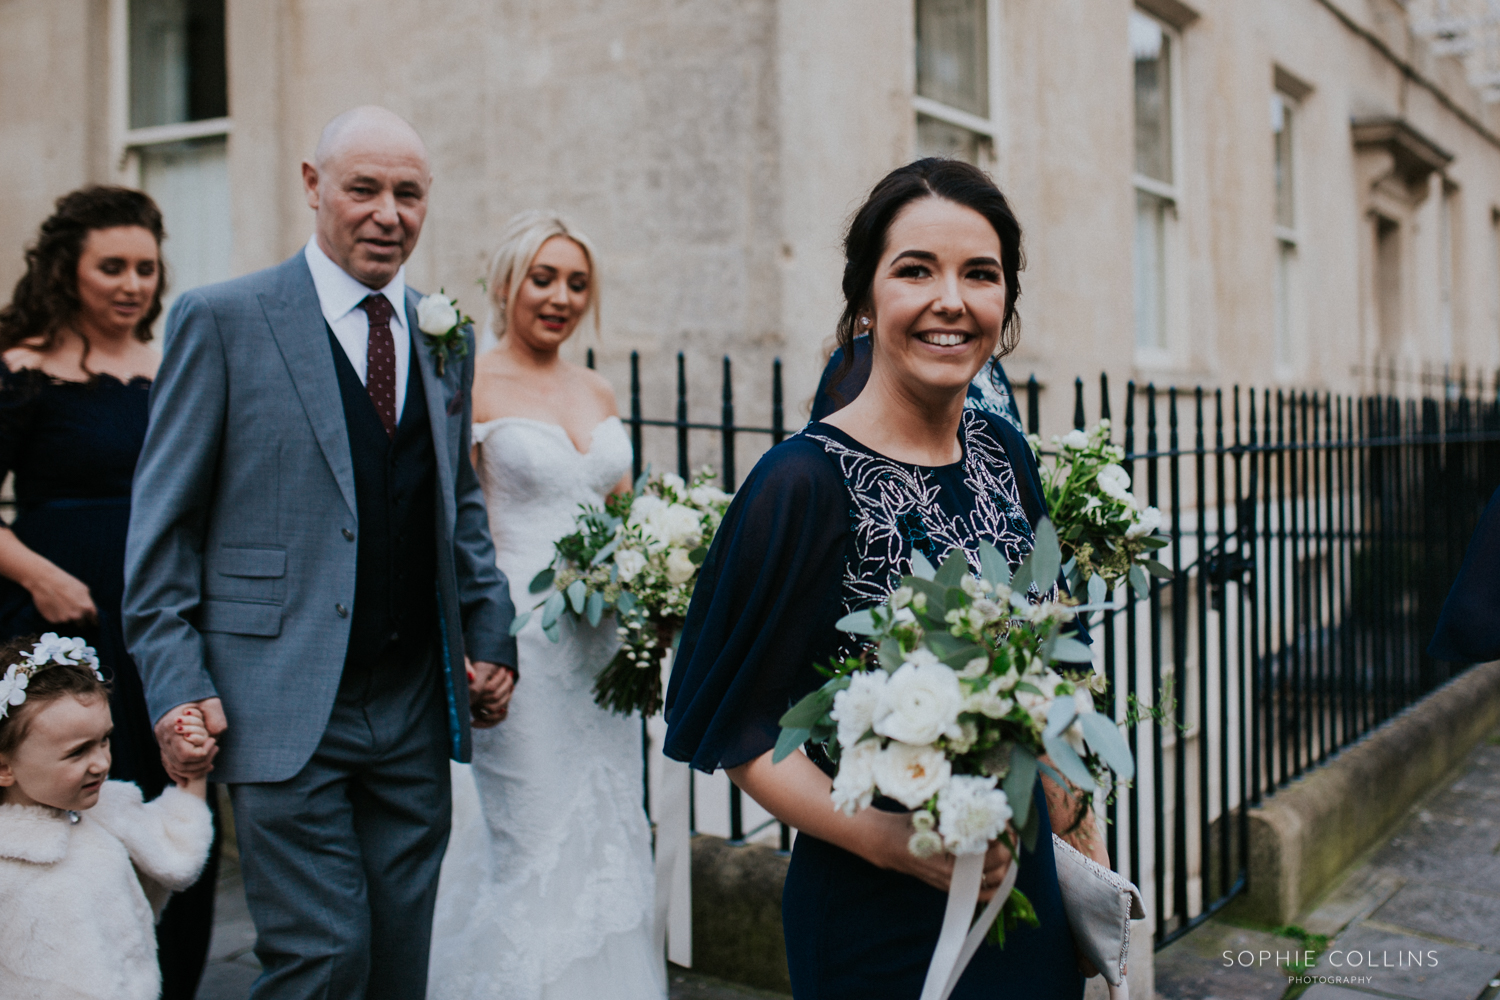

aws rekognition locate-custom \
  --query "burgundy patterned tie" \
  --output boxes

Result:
[359,294,398,437]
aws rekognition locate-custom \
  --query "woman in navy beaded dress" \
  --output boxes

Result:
[0,187,217,1000]
[664,160,1105,999]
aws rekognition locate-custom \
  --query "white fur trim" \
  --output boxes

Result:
[0,803,69,864]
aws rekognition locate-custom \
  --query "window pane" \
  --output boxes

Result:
[140,137,233,309]
[130,0,227,129]
[916,0,988,118]
[1374,216,1401,356]
[1131,11,1172,184]
[1274,240,1295,366]
[916,114,984,165]
[1273,96,1294,229]
[1134,190,1169,349]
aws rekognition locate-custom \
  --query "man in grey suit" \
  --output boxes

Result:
[124,106,516,999]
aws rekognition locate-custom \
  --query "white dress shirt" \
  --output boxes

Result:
[304,236,411,423]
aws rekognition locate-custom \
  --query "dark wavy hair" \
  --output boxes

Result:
[831,158,1025,392]
[0,635,111,758]
[0,186,167,356]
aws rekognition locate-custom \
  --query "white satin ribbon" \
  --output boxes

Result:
[919,853,1019,1000]
[649,646,692,968]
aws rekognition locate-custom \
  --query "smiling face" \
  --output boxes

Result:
[864,196,1007,400]
[0,694,112,811]
[75,226,161,339]
[501,235,592,352]
[303,113,431,289]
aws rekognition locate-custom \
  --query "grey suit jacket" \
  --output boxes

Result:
[123,253,516,784]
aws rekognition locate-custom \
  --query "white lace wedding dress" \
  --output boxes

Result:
[429,416,665,1000]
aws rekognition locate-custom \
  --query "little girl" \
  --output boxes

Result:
[0,632,213,999]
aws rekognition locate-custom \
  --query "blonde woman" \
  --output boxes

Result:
[429,212,663,1000]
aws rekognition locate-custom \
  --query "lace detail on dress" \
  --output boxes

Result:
[802,410,1035,616]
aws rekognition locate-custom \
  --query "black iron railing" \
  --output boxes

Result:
[602,349,1500,947]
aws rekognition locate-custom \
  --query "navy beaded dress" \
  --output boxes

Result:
[665,409,1083,1000]
[0,359,218,999]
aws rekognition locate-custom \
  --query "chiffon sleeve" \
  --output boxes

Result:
[0,360,40,492]
[664,438,851,773]
[1428,486,1500,663]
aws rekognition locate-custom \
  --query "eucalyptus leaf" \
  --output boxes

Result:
[924,632,966,657]
[978,540,1012,587]
[1129,564,1149,599]
[1030,517,1062,593]
[908,578,950,615]
[540,590,567,630]
[1013,680,1044,697]
[835,609,881,636]
[689,546,709,565]
[1042,732,1099,790]
[1019,796,1043,852]
[528,567,556,594]
[779,686,839,728]
[1009,559,1035,596]
[939,643,989,670]
[1049,636,1095,664]
[542,620,562,644]
[878,638,904,673]
[585,589,605,627]
[909,550,937,581]
[616,591,638,613]
[1078,712,1135,780]
[1087,573,1108,607]
[934,549,970,587]
[1003,746,1038,831]
[1044,697,1078,739]
[1139,536,1169,549]
[567,579,588,614]
[508,609,532,636]
[772,726,811,764]
[589,536,621,566]
[1145,559,1174,580]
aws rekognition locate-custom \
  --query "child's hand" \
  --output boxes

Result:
[174,706,209,748]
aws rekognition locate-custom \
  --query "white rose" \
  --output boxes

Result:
[614,548,648,583]
[650,504,703,549]
[1096,463,1135,506]
[664,548,697,585]
[873,660,964,746]
[1059,429,1090,450]
[832,671,887,748]
[936,776,1013,855]
[416,293,459,334]
[689,485,730,508]
[1126,505,1163,539]
[872,742,952,809]
[660,472,687,495]
[831,741,880,815]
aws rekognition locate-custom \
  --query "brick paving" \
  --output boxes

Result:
[1155,730,1500,1000]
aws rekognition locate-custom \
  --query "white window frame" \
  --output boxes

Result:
[1131,8,1185,365]
[107,0,232,183]
[1272,90,1301,376]
[911,0,1004,170]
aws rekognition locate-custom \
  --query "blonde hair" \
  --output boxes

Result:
[484,209,600,346]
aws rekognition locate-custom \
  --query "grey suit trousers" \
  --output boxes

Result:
[229,653,451,1000]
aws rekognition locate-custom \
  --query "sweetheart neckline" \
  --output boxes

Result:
[472,414,623,457]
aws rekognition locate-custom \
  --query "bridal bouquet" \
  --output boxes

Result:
[511,467,733,716]
[1032,421,1171,602]
[776,521,1135,985]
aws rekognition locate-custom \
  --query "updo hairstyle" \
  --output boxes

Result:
[0,186,168,354]
[483,209,600,346]
[830,158,1025,390]
[0,635,110,757]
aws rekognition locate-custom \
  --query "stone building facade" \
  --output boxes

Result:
[4,0,1500,443]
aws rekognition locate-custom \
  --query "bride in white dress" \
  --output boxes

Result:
[429,211,665,1000]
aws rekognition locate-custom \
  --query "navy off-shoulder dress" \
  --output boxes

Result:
[664,410,1083,1000]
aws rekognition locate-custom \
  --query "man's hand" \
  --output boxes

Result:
[468,660,515,728]
[153,697,226,782]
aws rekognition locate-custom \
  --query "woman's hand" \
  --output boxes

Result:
[866,810,1015,901]
[27,562,98,625]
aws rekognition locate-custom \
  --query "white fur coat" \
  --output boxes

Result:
[0,781,212,1000]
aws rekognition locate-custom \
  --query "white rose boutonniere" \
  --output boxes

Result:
[416,289,471,376]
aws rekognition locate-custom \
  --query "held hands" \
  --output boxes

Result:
[153,697,226,784]
[467,659,515,728]
[170,706,211,800]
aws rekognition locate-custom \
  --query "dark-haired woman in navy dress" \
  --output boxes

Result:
[0,186,217,1000]
[664,160,1103,999]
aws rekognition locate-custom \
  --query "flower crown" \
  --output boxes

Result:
[0,633,104,722]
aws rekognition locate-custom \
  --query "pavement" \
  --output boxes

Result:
[1154,729,1500,1000]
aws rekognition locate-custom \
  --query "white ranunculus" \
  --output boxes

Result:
[937,775,1013,855]
[1127,505,1163,539]
[614,548,648,583]
[832,671,887,748]
[650,504,704,549]
[872,742,952,809]
[901,647,941,669]
[830,740,880,815]
[416,293,459,334]
[908,829,945,858]
[664,548,697,585]
[1096,463,1134,505]
[873,660,964,746]
[689,485,730,509]
[1060,429,1090,451]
